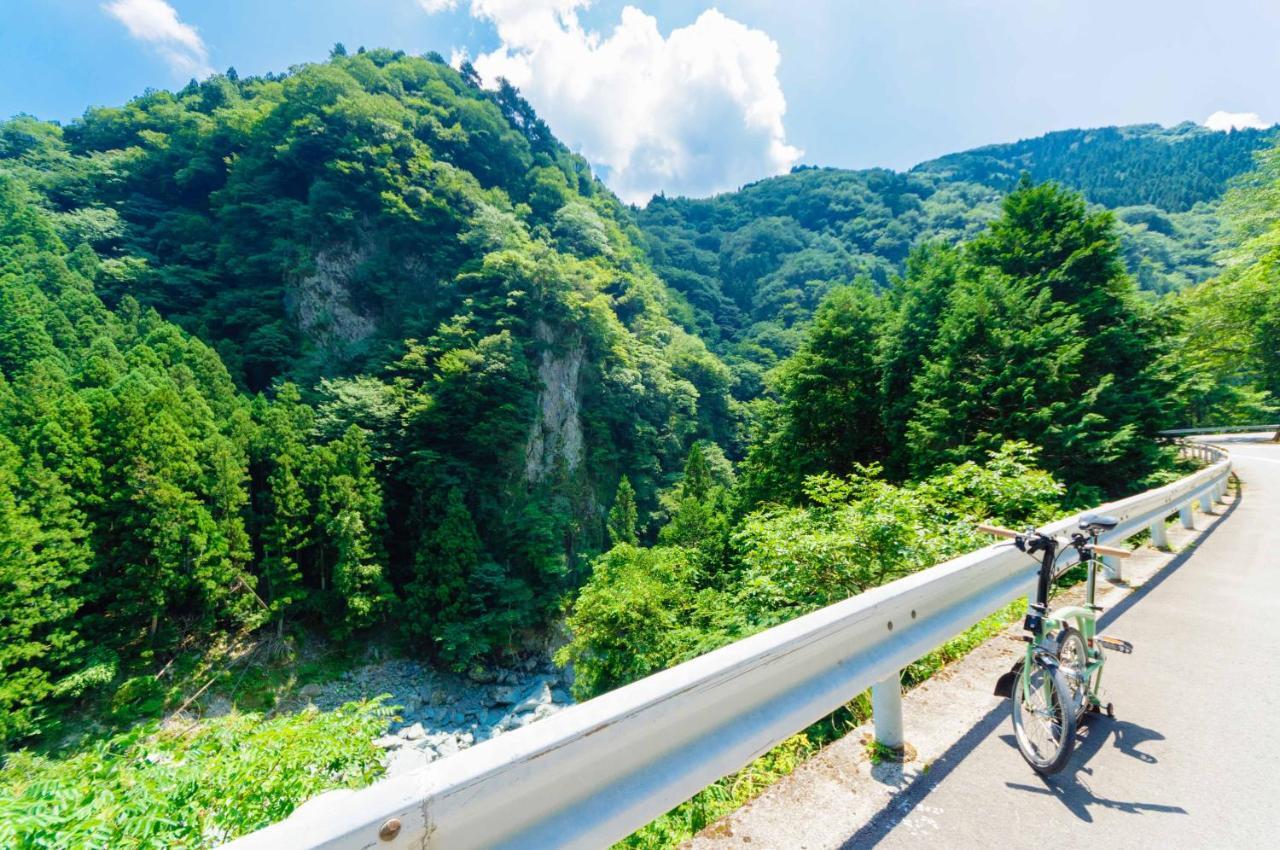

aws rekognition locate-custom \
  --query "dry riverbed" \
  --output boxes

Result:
[286,655,574,777]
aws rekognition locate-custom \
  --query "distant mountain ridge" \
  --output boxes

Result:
[912,121,1277,211]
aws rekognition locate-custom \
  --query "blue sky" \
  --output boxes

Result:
[3,1,1278,202]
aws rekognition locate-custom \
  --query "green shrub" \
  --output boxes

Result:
[109,676,166,722]
[0,699,392,849]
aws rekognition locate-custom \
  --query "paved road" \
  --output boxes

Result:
[858,437,1280,849]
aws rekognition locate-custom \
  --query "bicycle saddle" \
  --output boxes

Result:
[1078,513,1119,532]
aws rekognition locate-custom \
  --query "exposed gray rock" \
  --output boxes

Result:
[293,244,378,361]
[203,695,233,718]
[524,321,585,484]
[299,652,574,768]
[385,745,432,778]
[533,703,562,722]
[512,681,552,714]
[398,722,426,741]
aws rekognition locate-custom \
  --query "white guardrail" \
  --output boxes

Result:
[225,446,1232,850]
[1159,424,1278,436]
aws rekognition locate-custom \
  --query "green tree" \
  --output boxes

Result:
[740,284,886,504]
[657,443,734,575]
[607,475,638,545]
[907,181,1165,494]
[402,488,510,667]
[260,453,311,636]
[1179,140,1280,421]
[879,243,962,478]
[0,437,89,744]
[316,426,392,635]
[555,544,736,701]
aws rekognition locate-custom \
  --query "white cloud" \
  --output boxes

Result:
[417,0,460,11]
[426,1,801,204]
[1203,110,1269,132]
[103,0,213,78]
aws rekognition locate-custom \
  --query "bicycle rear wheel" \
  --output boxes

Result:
[1057,627,1090,722]
[1011,657,1077,774]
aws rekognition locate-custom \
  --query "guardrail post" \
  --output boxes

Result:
[872,671,904,751]
[1149,518,1169,549]
[1216,480,1227,503]
[1102,555,1121,582]
[1179,502,1195,529]
[1200,490,1215,513]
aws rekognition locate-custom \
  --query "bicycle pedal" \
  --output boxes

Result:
[1095,635,1133,654]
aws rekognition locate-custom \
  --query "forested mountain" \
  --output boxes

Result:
[915,122,1273,211]
[637,122,1275,389]
[0,49,733,740]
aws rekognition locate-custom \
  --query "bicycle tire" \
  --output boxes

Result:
[1011,656,1077,774]
[1056,626,1090,722]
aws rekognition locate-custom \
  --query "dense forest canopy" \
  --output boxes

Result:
[0,49,736,743]
[637,122,1275,392]
[1,47,1277,807]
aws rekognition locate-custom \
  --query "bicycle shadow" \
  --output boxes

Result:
[996,715,1187,822]
[838,488,1237,847]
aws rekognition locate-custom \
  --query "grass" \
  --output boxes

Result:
[3,630,403,849]
[864,739,902,765]
[0,699,394,849]
[32,624,382,761]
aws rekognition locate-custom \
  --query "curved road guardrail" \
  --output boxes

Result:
[1159,424,1278,436]
[223,448,1231,850]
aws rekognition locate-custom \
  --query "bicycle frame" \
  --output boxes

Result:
[1019,533,1106,711]
[980,519,1133,771]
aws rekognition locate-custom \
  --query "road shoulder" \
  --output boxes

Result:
[682,489,1234,850]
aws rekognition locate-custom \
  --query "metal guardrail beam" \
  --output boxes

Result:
[223,450,1232,850]
[1159,424,1278,436]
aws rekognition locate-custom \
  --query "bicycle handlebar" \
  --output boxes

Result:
[976,523,1021,539]
[978,523,1133,559]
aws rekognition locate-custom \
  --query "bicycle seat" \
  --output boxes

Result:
[1078,513,1119,532]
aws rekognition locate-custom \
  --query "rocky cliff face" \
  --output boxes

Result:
[293,244,380,362]
[524,320,585,484]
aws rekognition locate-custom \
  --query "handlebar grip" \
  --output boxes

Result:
[977,523,1021,539]
[1092,544,1131,558]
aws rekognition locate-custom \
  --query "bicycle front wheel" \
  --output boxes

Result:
[1011,657,1077,774]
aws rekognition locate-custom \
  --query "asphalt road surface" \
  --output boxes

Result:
[860,436,1280,849]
